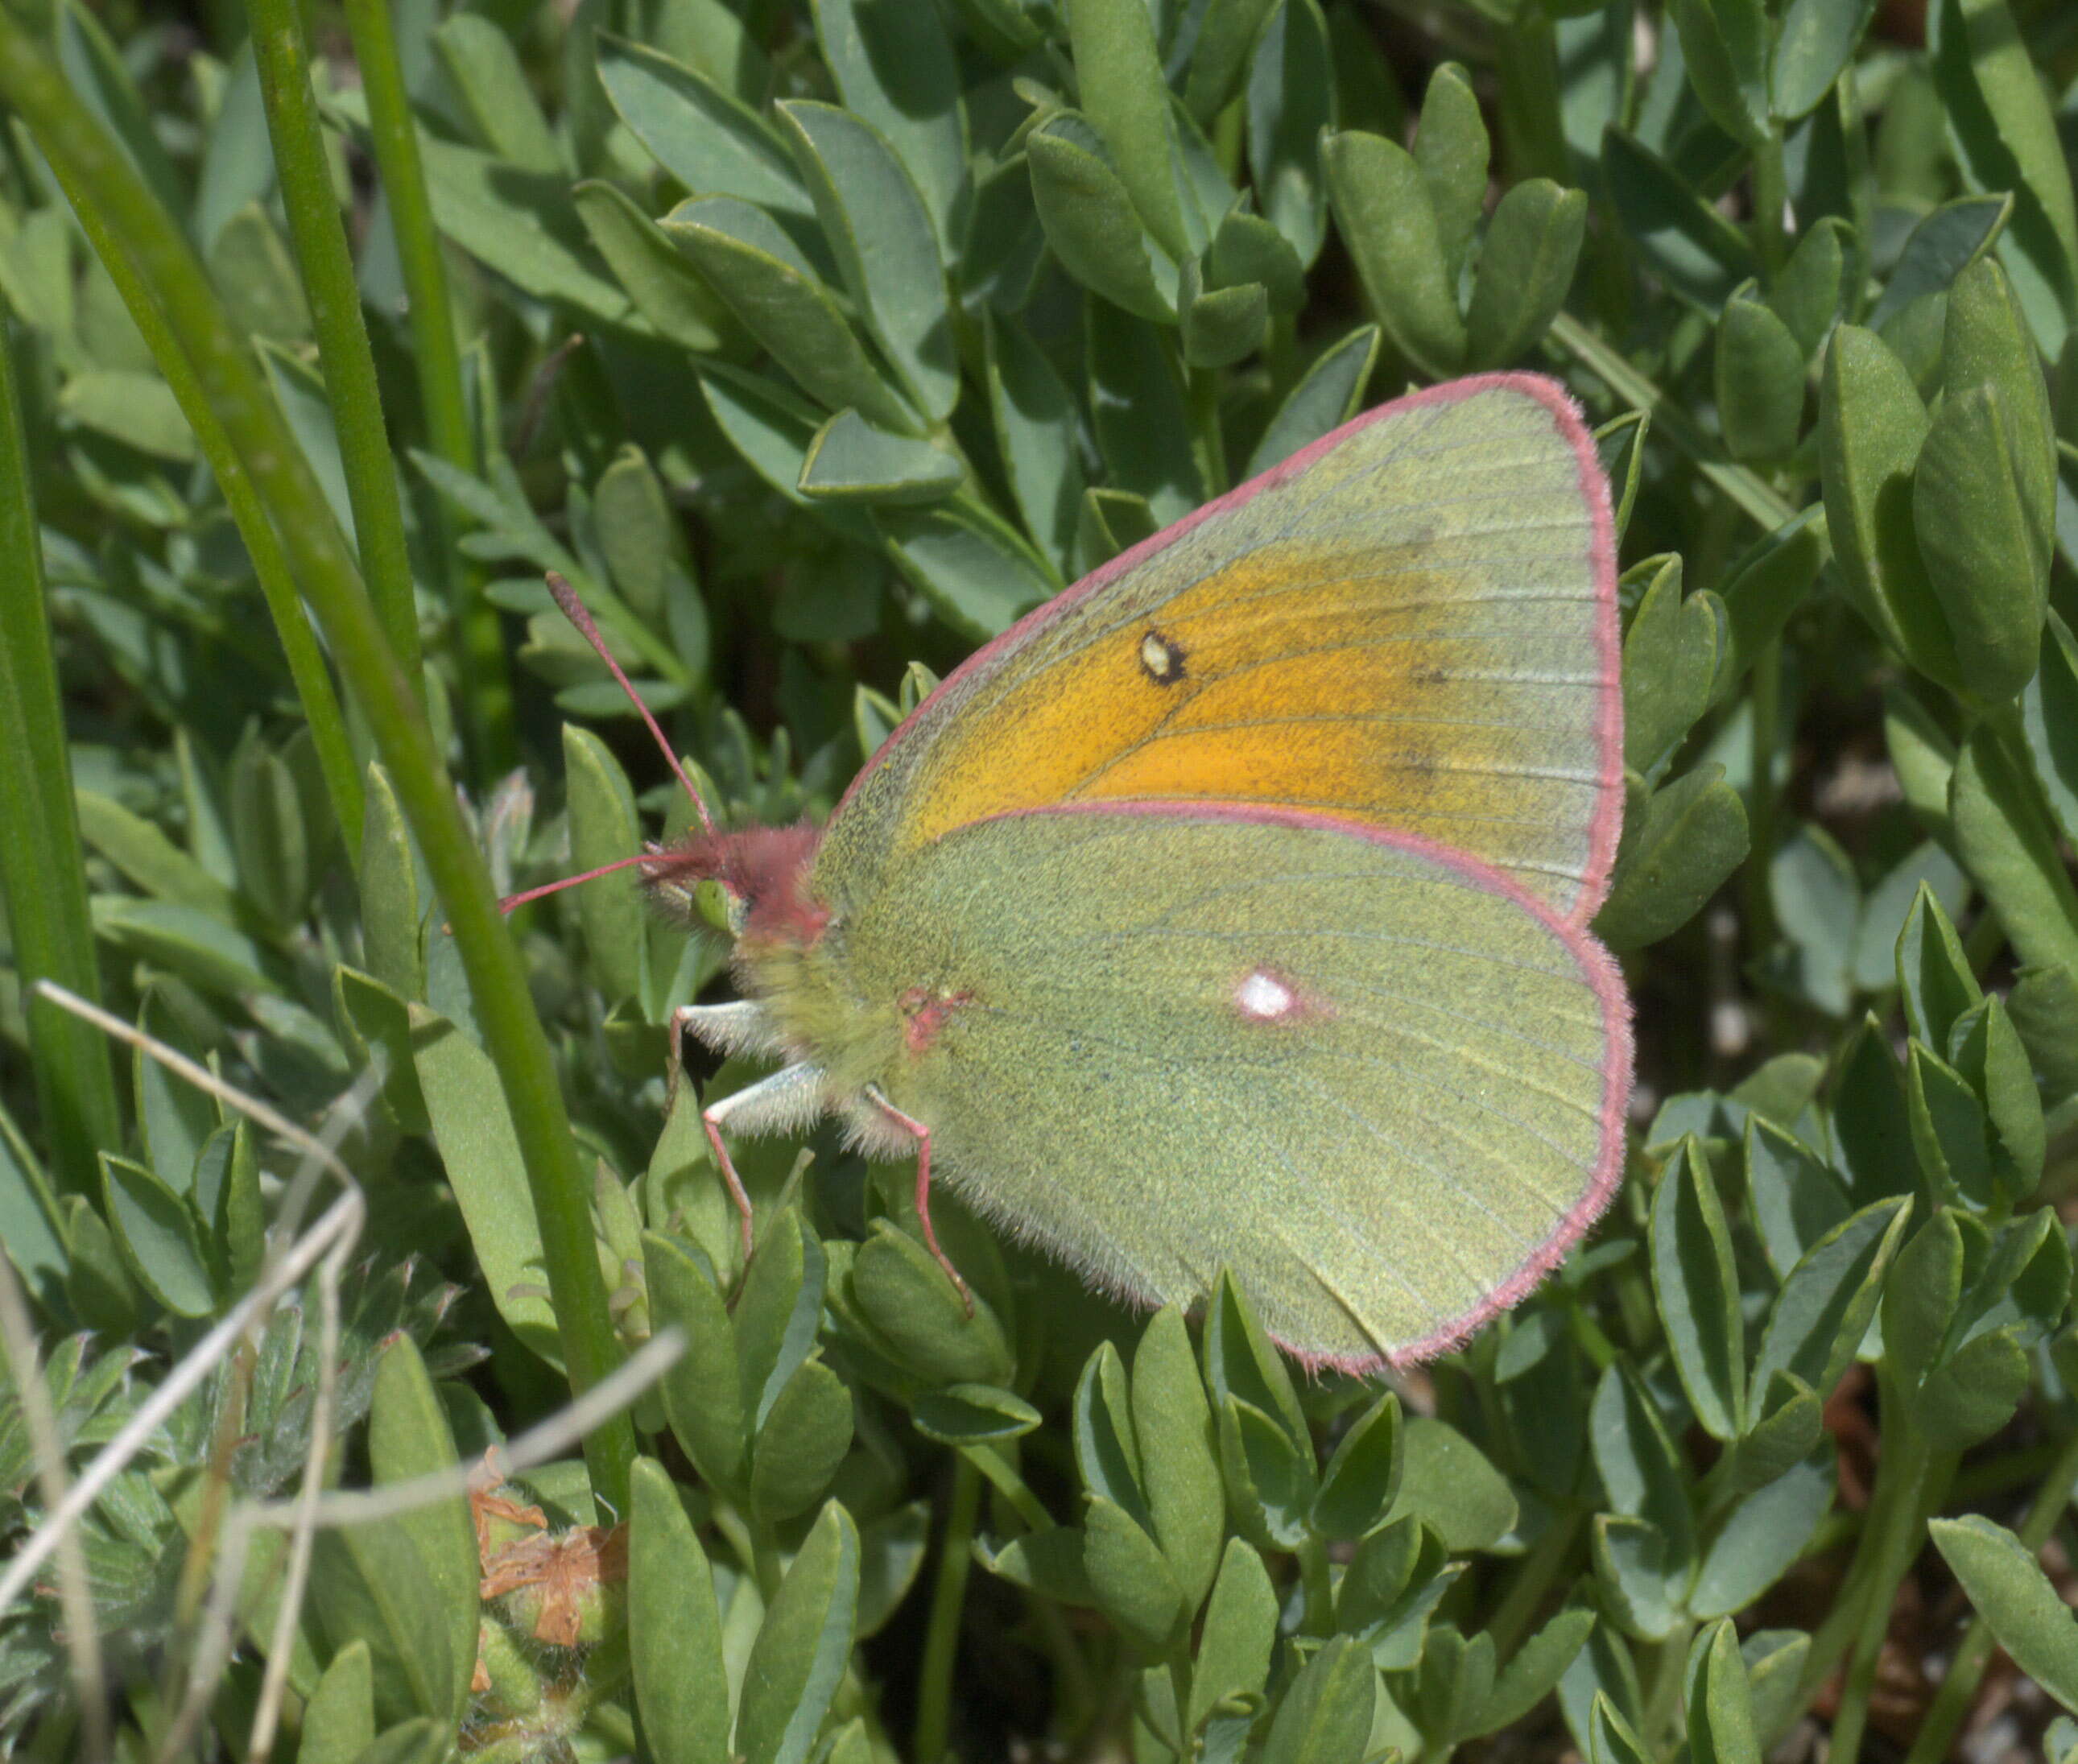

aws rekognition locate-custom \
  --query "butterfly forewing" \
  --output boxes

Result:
[818,377,1621,927]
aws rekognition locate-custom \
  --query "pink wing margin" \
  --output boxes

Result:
[837,370,1627,932]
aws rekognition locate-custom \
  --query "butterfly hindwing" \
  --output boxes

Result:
[834,807,1630,1368]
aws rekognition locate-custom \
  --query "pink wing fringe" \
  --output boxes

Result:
[845,373,1631,1374]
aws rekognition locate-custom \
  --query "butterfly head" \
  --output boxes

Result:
[642,821,829,949]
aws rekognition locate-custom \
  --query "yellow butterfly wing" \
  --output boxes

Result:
[821,375,1622,925]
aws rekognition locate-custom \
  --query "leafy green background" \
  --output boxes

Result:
[2,0,2078,1758]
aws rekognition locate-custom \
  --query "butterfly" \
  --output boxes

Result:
[546,372,1632,1373]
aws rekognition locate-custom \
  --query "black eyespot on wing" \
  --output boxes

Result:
[1138,628,1188,684]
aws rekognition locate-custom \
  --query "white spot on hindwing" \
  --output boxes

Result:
[1236,969,1298,1022]
[1138,628,1188,684]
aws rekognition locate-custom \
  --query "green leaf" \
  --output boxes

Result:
[1466,180,1588,370]
[1867,194,2010,332]
[575,181,737,356]
[1246,0,1332,267]
[667,198,918,432]
[562,724,648,1005]
[300,1643,376,1764]
[1952,721,2078,976]
[1927,0,2078,356]
[849,1219,1014,1385]
[1897,882,1982,1050]
[98,1153,213,1316]
[750,1357,855,1520]
[1187,1539,1278,1732]
[1917,1324,2032,1442]
[229,733,308,931]
[1750,1197,1911,1402]
[58,370,192,462]
[1259,1635,1378,1764]
[1209,206,1307,316]
[435,14,562,174]
[777,101,957,423]
[1089,298,1202,523]
[1591,1360,1696,1567]
[1915,382,2051,704]
[1324,129,1467,376]
[1769,217,1852,357]
[1074,1340,1150,1519]
[874,498,1058,641]
[1716,290,1806,463]
[1594,765,1751,950]
[646,1230,744,1490]
[911,1382,1042,1443]
[809,0,967,257]
[1183,0,1282,124]
[1588,1692,1655,1764]
[357,764,423,1002]
[1312,1387,1403,1543]
[630,1458,730,1764]
[1829,1014,1918,1208]
[1690,1447,1834,1618]
[2022,612,2078,844]
[1771,0,1878,120]
[737,1502,860,1764]
[1066,0,1191,258]
[1666,0,1769,146]
[1026,116,1177,321]
[799,410,964,505]
[1650,1137,1745,1439]
[1820,324,1963,690]
[370,1337,477,1722]
[1246,325,1380,477]
[1180,262,1269,368]
[1712,506,1826,701]
[1474,1606,1597,1736]
[132,989,217,1193]
[1398,1416,1517,1553]
[1203,1270,1309,1451]
[309,1519,452,1727]
[1622,556,1721,775]
[408,1006,560,1366]
[984,312,1084,572]
[1686,1618,1762,1764]
[1593,1514,1683,1640]
[1931,1515,2078,1713]
[1084,1494,1185,1649]
[1413,65,1489,288]
[1886,1209,1964,1392]
[597,35,812,225]
[1131,1307,1224,1610]
[1078,485,1161,572]
[1601,127,1757,312]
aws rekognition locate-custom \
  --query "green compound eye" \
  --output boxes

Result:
[693,877,742,936]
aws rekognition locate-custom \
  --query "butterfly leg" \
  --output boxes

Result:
[862,1084,971,1316]
[700,1061,826,1263]
[666,1001,783,1118]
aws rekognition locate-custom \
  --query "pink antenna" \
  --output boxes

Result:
[544,571,716,838]
[495,850,662,915]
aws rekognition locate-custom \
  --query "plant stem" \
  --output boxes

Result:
[341,0,517,775]
[1549,312,1806,535]
[0,321,124,1197]
[1187,358,1229,495]
[1750,130,1791,279]
[0,4,635,1511]
[1744,638,1782,959]
[961,1441,1052,1533]
[1905,1423,2078,1764]
[1295,1534,1336,1634]
[1485,1504,1584,1655]
[915,1454,982,1764]
[33,133,363,855]
[246,0,425,697]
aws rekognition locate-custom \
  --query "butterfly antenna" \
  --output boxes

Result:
[494,851,662,915]
[544,571,717,838]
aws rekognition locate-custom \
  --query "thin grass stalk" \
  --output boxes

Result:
[35,146,364,853]
[341,0,518,774]
[0,7,635,1511]
[0,322,122,1198]
[246,0,425,698]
